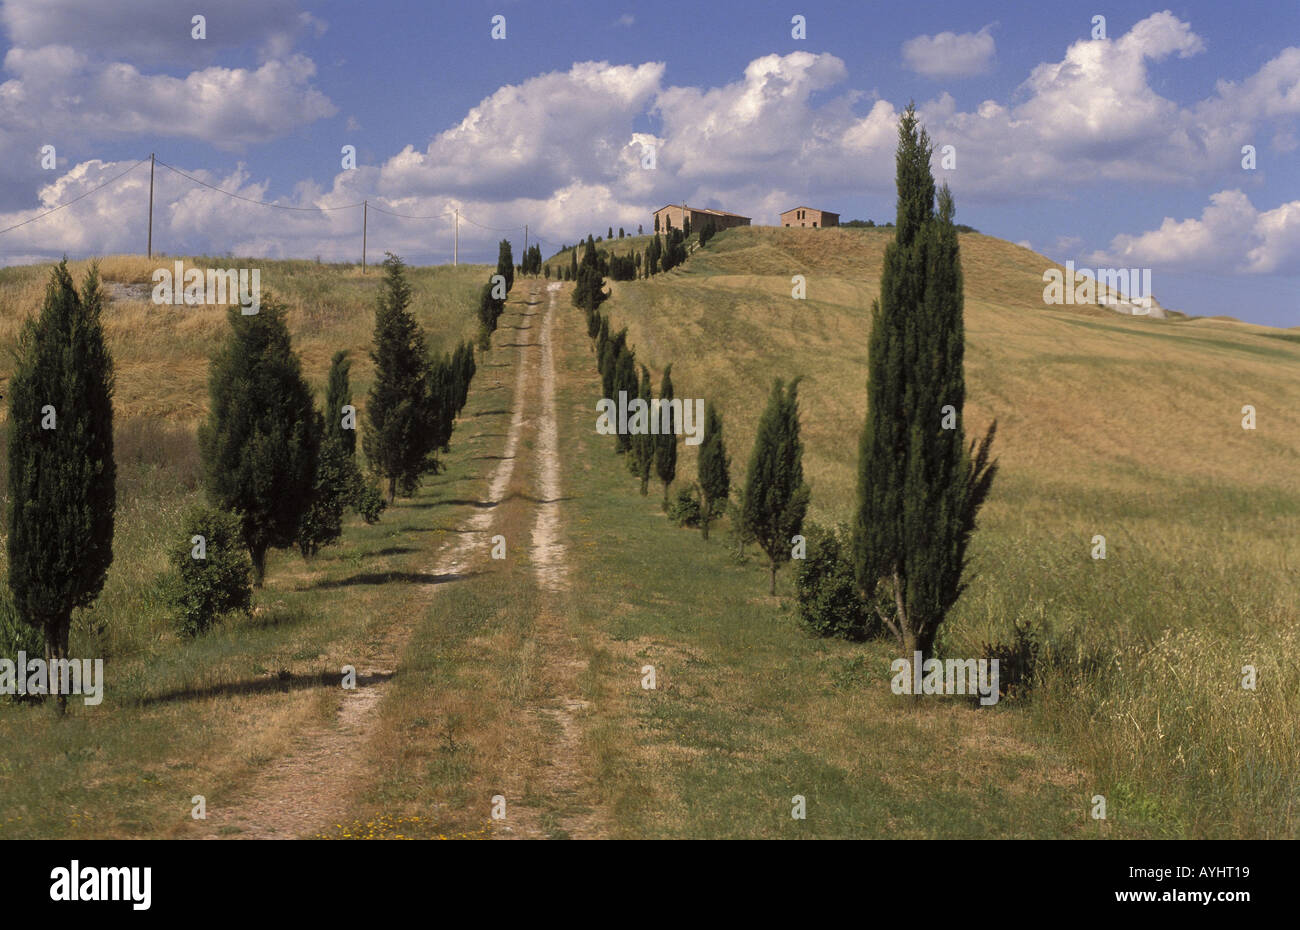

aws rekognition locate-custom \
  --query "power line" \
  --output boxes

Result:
[1,151,554,263]
[154,158,365,212]
[459,213,526,233]
[0,157,150,237]
[368,203,457,220]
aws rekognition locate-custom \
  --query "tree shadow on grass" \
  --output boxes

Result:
[400,525,480,534]
[312,569,478,590]
[134,668,395,708]
[365,545,419,557]
[404,497,497,510]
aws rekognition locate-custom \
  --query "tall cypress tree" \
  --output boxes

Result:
[199,295,319,585]
[476,281,499,356]
[7,261,115,711]
[631,365,655,494]
[655,365,677,503]
[741,378,810,595]
[326,350,356,458]
[451,340,476,414]
[427,352,457,453]
[697,401,730,540]
[364,253,437,503]
[329,350,386,524]
[497,239,515,294]
[299,350,386,557]
[613,345,638,454]
[853,103,998,662]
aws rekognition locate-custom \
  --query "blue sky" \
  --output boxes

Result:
[1,0,1297,325]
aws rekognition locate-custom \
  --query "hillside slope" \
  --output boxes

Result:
[589,225,1297,760]
[561,225,1300,834]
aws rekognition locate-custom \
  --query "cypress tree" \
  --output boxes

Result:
[363,253,437,503]
[199,294,319,586]
[326,350,356,458]
[631,365,654,494]
[6,261,115,712]
[476,281,497,356]
[654,365,677,504]
[321,349,386,527]
[600,328,626,403]
[295,406,344,559]
[299,351,354,557]
[613,345,638,454]
[496,239,514,294]
[853,103,998,662]
[741,378,810,595]
[427,352,457,453]
[451,340,476,414]
[697,401,730,540]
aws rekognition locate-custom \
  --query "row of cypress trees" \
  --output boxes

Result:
[551,221,707,290]
[364,253,476,505]
[519,244,544,276]
[476,239,516,353]
[4,252,479,700]
[567,228,809,596]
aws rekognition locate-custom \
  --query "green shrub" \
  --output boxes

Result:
[353,483,386,524]
[667,484,702,528]
[977,613,1044,702]
[170,506,253,636]
[793,524,875,640]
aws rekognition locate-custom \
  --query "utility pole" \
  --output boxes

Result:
[362,200,368,273]
[147,153,155,259]
[454,208,458,265]
[524,223,528,258]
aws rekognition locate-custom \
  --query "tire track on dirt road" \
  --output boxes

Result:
[498,281,606,840]
[186,298,536,840]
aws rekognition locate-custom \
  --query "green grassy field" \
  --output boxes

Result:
[0,224,1295,838]
[554,225,1300,836]
[0,256,499,838]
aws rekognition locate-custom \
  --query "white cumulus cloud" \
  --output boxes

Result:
[1097,190,1300,275]
[902,26,995,78]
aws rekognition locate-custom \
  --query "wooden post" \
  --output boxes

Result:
[362,200,367,272]
[147,153,155,259]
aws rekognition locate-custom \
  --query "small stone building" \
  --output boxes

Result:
[780,206,839,228]
[653,204,751,234]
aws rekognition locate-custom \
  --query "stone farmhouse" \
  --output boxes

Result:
[653,204,751,234]
[780,206,839,228]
